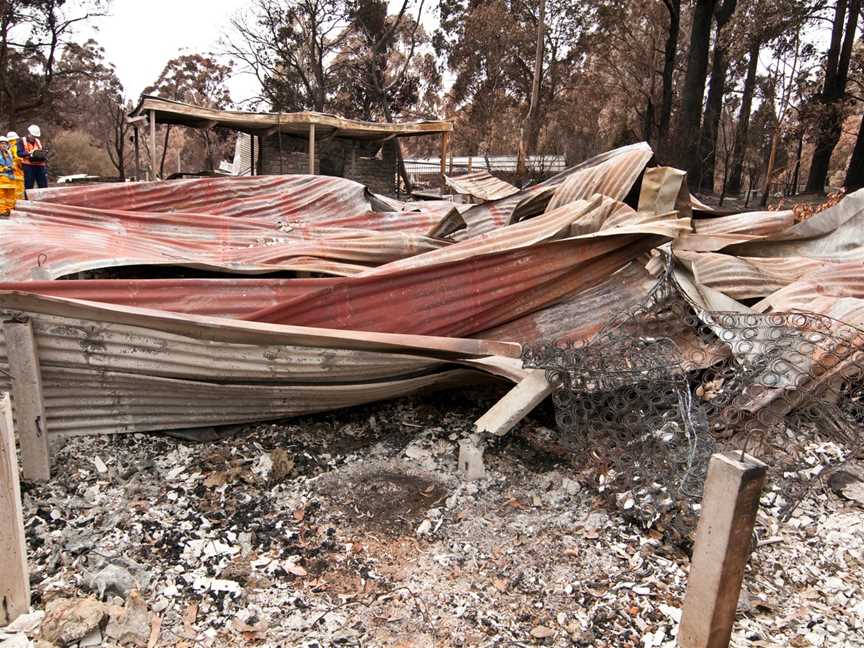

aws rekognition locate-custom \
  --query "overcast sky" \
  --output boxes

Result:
[89,1,830,115]
[88,0,260,104]
[88,0,434,108]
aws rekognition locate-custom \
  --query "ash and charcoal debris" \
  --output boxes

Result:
[2,390,864,647]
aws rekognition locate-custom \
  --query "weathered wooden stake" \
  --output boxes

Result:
[250,134,256,176]
[678,452,767,648]
[439,131,450,184]
[133,126,140,181]
[308,123,316,175]
[474,369,553,437]
[4,318,50,481]
[0,393,30,625]
[149,109,157,181]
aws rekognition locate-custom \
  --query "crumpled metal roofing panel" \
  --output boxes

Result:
[674,251,829,299]
[28,174,452,235]
[445,171,520,202]
[692,210,795,237]
[457,142,654,237]
[247,230,676,337]
[754,262,864,312]
[0,278,333,318]
[0,365,489,436]
[0,290,515,436]
[0,200,450,280]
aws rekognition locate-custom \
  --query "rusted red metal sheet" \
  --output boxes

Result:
[0,200,451,280]
[457,143,654,237]
[477,262,656,345]
[0,290,513,437]
[0,278,334,317]
[28,174,456,235]
[754,262,864,313]
[247,233,670,337]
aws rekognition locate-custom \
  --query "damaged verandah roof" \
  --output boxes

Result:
[129,95,453,140]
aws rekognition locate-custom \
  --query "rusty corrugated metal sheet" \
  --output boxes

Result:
[456,143,654,237]
[29,175,451,235]
[0,278,334,318]
[0,291,520,360]
[754,262,864,312]
[478,262,656,345]
[0,200,450,280]
[674,251,829,299]
[367,196,606,275]
[445,171,520,201]
[692,210,795,236]
[0,290,517,435]
[677,188,864,256]
[0,365,491,436]
[12,142,864,442]
[373,194,688,278]
[248,229,678,336]
[545,144,654,211]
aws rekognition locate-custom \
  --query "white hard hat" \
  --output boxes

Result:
[27,125,40,137]
[0,137,9,143]
[6,131,18,139]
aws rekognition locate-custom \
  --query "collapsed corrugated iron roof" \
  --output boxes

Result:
[444,171,520,202]
[3,141,864,451]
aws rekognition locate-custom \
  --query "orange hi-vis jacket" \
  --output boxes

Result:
[22,137,46,166]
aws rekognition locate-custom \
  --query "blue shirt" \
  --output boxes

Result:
[0,150,14,179]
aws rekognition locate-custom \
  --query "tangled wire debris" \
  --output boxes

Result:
[523,259,864,509]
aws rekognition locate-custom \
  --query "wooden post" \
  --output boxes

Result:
[308,123,316,175]
[475,370,553,437]
[133,126,140,181]
[4,318,50,481]
[440,131,450,184]
[0,393,30,625]
[149,110,157,181]
[679,452,767,648]
[250,134,256,176]
[517,127,527,176]
[467,156,473,173]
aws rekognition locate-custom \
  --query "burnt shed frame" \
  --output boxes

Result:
[127,95,453,193]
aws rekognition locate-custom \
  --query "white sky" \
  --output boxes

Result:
[88,0,435,108]
[88,0,261,104]
[88,1,831,117]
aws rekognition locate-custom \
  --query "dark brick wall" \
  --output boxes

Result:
[259,133,396,194]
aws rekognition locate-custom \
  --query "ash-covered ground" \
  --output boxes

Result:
[3,387,864,647]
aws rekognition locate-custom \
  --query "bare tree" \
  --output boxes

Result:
[669,0,718,182]
[224,0,350,111]
[0,0,109,124]
[805,0,861,193]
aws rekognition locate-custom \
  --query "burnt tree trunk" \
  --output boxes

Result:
[727,38,760,195]
[844,115,864,190]
[658,0,681,147]
[790,126,804,194]
[525,0,545,155]
[644,98,655,144]
[670,0,719,184]
[698,0,738,194]
[805,0,860,193]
